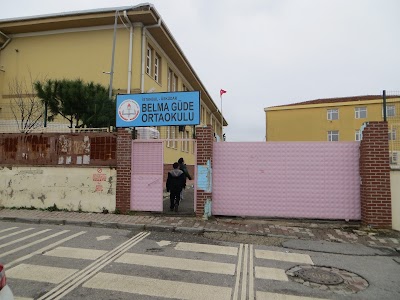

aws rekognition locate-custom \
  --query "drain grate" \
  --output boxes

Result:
[295,268,343,285]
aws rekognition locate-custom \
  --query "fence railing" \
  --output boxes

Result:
[0,120,111,133]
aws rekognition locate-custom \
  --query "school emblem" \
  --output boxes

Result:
[118,99,140,122]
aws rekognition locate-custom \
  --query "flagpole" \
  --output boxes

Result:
[220,94,223,140]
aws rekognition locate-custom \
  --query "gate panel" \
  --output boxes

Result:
[131,141,163,212]
[213,142,360,219]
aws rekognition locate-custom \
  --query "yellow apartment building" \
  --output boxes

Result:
[0,4,227,166]
[265,95,400,164]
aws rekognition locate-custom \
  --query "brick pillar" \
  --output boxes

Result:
[116,128,132,213]
[360,121,392,228]
[195,125,214,217]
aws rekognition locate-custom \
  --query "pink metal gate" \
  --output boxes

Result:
[131,141,163,211]
[212,142,361,219]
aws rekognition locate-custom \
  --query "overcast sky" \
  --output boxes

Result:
[1,0,399,141]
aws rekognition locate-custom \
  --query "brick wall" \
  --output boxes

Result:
[360,121,392,228]
[195,125,213,217]
[116,128,132,213]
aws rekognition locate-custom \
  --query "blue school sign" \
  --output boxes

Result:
[116,91,200,127]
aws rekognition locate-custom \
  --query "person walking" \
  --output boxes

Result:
[166,162,186,212]
[178,157,191,201]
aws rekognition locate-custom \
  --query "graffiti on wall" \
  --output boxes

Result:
[0,133,117,166]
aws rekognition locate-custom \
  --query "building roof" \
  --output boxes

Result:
[269,95,399,109]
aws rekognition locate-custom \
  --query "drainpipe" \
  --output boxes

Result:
[140,17,162,93]
[123,11,133,94]
[0,31,11,50]
[108,11,118,98]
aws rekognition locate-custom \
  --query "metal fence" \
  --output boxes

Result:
[383,90,400,167]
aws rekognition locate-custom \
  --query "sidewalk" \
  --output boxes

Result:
[0,208,399,251]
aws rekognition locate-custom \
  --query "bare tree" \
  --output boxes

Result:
[8,74,44,133]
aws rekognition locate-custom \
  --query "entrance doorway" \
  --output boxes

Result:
[131,138,196,216]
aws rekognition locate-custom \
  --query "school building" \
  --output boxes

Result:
[0,4,227,167]
[264,95,400,165]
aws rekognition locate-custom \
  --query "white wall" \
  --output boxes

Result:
[391,170,400,231]
[0,166,116,213]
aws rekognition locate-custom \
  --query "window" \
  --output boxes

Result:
[174,126,178,148]
[386,105,396,117]
[390,152,398,164]
[173,74,178,91]
[167,68,178,92]
[327,109,339,120]
[181,130,189,152]
[200,105,206,125]
[328,130,339,141]
[355,130,362,141]
[355,107,367,119]
[146,45,161,83]
[154,54,160,83]
[166,126,171,147]
[389,129,396,141]
[182,84,188,92]
[146,46,152,75]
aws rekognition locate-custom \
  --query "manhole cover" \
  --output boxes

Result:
[286,265,369,295]
[295,268,343,285]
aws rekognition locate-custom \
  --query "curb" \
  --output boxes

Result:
[15,217,40,224]
[64,220,92,227]
[40,218,65,225]
[175,227,204,234]
[117,223,145,230]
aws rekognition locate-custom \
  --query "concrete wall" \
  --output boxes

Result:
[391,170,400,231]
[0,166,116,212]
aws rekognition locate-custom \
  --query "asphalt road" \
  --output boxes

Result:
[1,221,399,300]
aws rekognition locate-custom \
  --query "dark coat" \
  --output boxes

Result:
[179,162,192,180]
[166,169,186,193]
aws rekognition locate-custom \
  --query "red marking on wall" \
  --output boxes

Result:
[93,174,107,181]
[95,184,104,192]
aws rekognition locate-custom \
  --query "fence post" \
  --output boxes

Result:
[383,90,387,122]
[116,127,132,213]
[195,125,214,218]
[360,121,392,228]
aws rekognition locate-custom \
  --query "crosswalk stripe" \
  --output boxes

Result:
[0,228,35,241]
[249,245,254,300]
[241,244,249,300]
[5,231,86,269]
[175,242,238,256]
[38,231,150,300]
[255,250,313,264]
[115,253,236,275]
[256,291,328,300]
[0,227,19,234]
[83,272,232,300]
[255,266,288,281]
[232,244,244,300]
[0,230,70,259]
[43,247,107,260]
[7,263,78,284]
[0,229,52,248]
